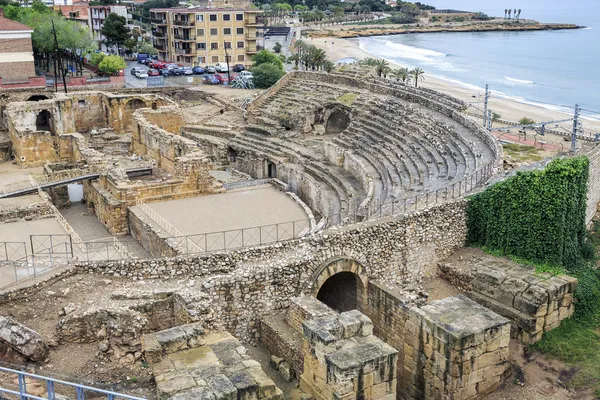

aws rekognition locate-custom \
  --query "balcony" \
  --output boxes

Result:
[173,20,195,26]
[174,34,196,41]
[154,43,166,50]
[154,31,165,38]
[245,33,257,40]
[151,18,167,25]
[175,48,193,54]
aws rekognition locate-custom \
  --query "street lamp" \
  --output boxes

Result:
[224,41,231,84]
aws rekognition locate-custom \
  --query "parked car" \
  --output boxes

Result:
[192,66,205,74]
[214,63,229,73]
[131,67,145,75]
[202,75,220,85]
[205,65,216,74]
[148,69,160,76]
[182,67,194,75]
[239,71,253,80]
[137,53,149,63]
[214,74,235,84]
[134,70,148,78]
[160,68,172,76]
[232,64,245,72]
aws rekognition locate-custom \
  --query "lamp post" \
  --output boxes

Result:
[224,41,231,84]
[331,41,334,62]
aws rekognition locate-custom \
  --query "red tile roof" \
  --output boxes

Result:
[0,15,33,31]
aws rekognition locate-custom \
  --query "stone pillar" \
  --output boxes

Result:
[402,295,511,400]
[300,310,397,400]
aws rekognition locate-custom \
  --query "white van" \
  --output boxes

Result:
[215,63,229,73]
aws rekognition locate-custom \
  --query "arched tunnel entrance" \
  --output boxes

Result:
[316,271,363,313]
[325,108,351,134]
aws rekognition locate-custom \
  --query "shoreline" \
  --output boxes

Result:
[304,22,584,39]
[307,36,600,149]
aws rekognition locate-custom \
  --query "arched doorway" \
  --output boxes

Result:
[311,257,367,313]
[125,98,147,110]
[27,95,49,102]
[267,162,277,178]
[325,108,352,134]
[316,271,363,312]
[35,110,53,133]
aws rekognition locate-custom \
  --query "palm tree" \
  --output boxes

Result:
[390,67,411,84]
[359,57,379,67]
[517,9,522,20]
[504,9,508,19]
[491,112,501,127]
[323,60,335,73]
[311,48,327,70]
[507,9,511,19]
[513,9,517,19]
[411,67,425,87]
[374,58,390,78]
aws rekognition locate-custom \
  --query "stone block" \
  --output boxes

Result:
[338,311,362,339]
[247,367,277,399]
[155,327,188,355]
[156,373,197,400]
[280,362,295,382]
[142,334,162,363]
[0,316,49,362]
[371,381,388,398]
[207,374,237,400]
[170,387,216,400]
[269,355,284,370]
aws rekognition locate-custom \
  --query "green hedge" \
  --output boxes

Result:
[467,157,589,268]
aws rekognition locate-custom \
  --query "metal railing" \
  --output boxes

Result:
[167,218,312,255]
[135,199,203,253]
[0,365,146,400]
[223,178,272,190]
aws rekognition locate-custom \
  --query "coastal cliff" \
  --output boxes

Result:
[305,23,583,39]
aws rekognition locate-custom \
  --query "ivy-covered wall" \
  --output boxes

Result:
[467,157,589,267]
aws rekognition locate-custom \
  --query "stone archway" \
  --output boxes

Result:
[124,98,147,110]
[311,257,367,313]
[325,108,352,134]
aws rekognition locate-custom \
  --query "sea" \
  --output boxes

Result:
[354,0,600,119]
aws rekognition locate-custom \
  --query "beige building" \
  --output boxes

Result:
[150,7,262,66]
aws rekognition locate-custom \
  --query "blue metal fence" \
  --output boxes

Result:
[0,366,146,400]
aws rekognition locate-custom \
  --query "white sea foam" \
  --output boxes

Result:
[504,76,535,84]
[384,41,447,62]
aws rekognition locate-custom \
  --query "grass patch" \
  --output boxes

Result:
[502,143,544,163]
[336,93,358,107]
[480,246,566,276]
[533,318,600,395]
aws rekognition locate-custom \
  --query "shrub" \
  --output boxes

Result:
[250,63,284,88]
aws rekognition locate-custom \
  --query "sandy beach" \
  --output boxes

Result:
[307,36,600,150]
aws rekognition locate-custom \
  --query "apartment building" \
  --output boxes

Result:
[150,7,262,66]
[89,5,128,43]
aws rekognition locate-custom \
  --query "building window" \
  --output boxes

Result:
[237,54,245,62]
[198,56,205,64]
[237,41,244,48]
[196,14,204,22]
[210,42,218,50]
[223,28,231,35]
[209,14,217,21]
[78,100,86,107]
[224,41,231,49]
[236,13,244,21]
[223,14,230,21]
[196,42,206,50]
[211,55,219,63]
[196,28,205,36]
[210,28,218,35]
[236,27,244,35]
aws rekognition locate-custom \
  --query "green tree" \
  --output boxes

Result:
[89,52,106,66]
[390,67,410,84]
[252,50,284,71]
[323,60,335,73]
[101,13,130,51]
[519,117,536,125]
[491,112,501,127]
[98,54,126,74]
[411,67,425,87]
[295,4,309,12]
[273,42,282,53]
[137,41,158,55]
[358,57,378,67]
[374,58,390,78]
[251,63,284,88]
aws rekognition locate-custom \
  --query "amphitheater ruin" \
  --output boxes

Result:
[0,68,593,400]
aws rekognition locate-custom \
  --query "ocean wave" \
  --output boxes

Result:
[504,76,535,84]
[384,41,447,62]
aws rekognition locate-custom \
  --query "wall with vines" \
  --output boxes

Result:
[467,157,589,268]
